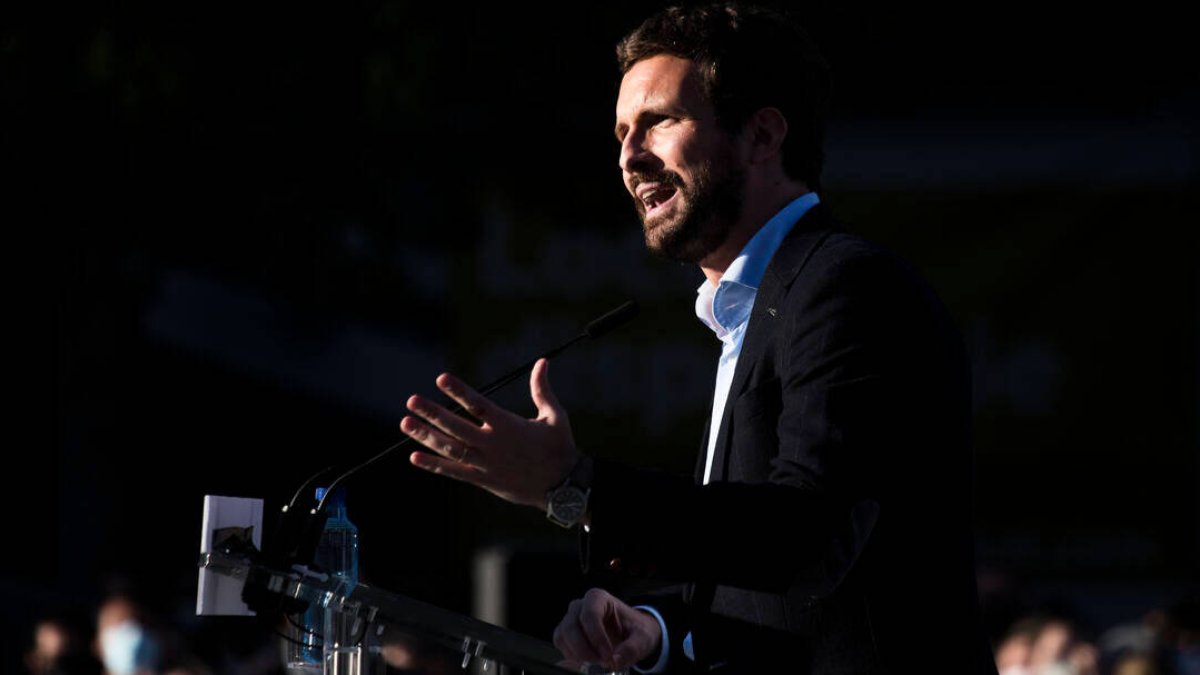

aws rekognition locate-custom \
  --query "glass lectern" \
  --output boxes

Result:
[199,550,622,675]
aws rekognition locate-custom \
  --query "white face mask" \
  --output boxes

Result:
[98,619,159,675]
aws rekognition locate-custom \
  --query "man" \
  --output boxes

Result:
[401,3,997,673]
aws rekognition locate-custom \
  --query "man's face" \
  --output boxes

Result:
[615,54,744,264]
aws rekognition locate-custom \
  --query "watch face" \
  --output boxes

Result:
[549,486,587,522]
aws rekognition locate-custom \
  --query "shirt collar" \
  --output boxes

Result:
[695,192,821,338]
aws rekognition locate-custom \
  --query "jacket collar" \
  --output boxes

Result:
[704,202,840,482]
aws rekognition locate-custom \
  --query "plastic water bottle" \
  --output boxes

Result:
[314,486,360,674]
[314,486,359,594]
[287,486,360,674]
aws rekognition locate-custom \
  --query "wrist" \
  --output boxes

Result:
[630,605,668,673]
[545,455,593,529]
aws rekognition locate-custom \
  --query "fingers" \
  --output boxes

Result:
[408,450,484,486]
[552,589,637,669]
[553,599,607,666]
[400,413,472,463]
[404,392,488,449]
[549,593,614,662]
[577,597,616,665]
[436,373,505,425]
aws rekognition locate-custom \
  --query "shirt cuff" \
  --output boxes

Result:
[630,605,669,673]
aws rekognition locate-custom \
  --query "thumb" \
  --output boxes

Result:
[530,358,564,419]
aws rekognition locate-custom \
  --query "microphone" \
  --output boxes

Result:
[257,300,640,576]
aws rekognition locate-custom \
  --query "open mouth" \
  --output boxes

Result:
[637,183,679,219]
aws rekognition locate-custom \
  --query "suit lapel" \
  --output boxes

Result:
[707,203,838,482]
[695,413,712,483]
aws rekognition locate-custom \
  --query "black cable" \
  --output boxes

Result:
[286,465,337,511]
[286,611,320,638]
[279,604,371,650]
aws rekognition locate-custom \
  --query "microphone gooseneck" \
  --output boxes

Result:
[584,300,639,339]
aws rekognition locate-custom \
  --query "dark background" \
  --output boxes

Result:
[5,0,1197,671]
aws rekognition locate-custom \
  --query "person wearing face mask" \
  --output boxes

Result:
[94,593,163,675]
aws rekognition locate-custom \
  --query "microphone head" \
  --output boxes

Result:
[584,300,639,339]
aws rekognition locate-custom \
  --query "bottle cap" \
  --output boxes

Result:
[314,487,346,509]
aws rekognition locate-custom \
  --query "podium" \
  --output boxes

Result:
[198,549,597,675]
[202,547,614,672]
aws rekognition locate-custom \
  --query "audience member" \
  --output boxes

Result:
[24,616,101,675]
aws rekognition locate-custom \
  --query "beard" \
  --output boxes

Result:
[632,151,745,264]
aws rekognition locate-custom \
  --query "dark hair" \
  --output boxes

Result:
[616,2,832,190]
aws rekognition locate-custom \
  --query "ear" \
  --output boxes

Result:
[742,107,788,165]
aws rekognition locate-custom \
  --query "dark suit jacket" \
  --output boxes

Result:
[582,203,997,674]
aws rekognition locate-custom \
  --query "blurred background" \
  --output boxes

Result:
[6,0,1197,673]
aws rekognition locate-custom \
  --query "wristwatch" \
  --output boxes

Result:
[546,456,593,529]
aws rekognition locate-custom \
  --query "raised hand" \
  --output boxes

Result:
[401,358,580,509]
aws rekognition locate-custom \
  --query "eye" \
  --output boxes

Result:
[650,114,675,128]
[614,113,680,144]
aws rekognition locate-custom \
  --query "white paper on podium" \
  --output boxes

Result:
[197,494,263,616]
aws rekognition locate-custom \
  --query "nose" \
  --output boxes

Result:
[618,128,654,174]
